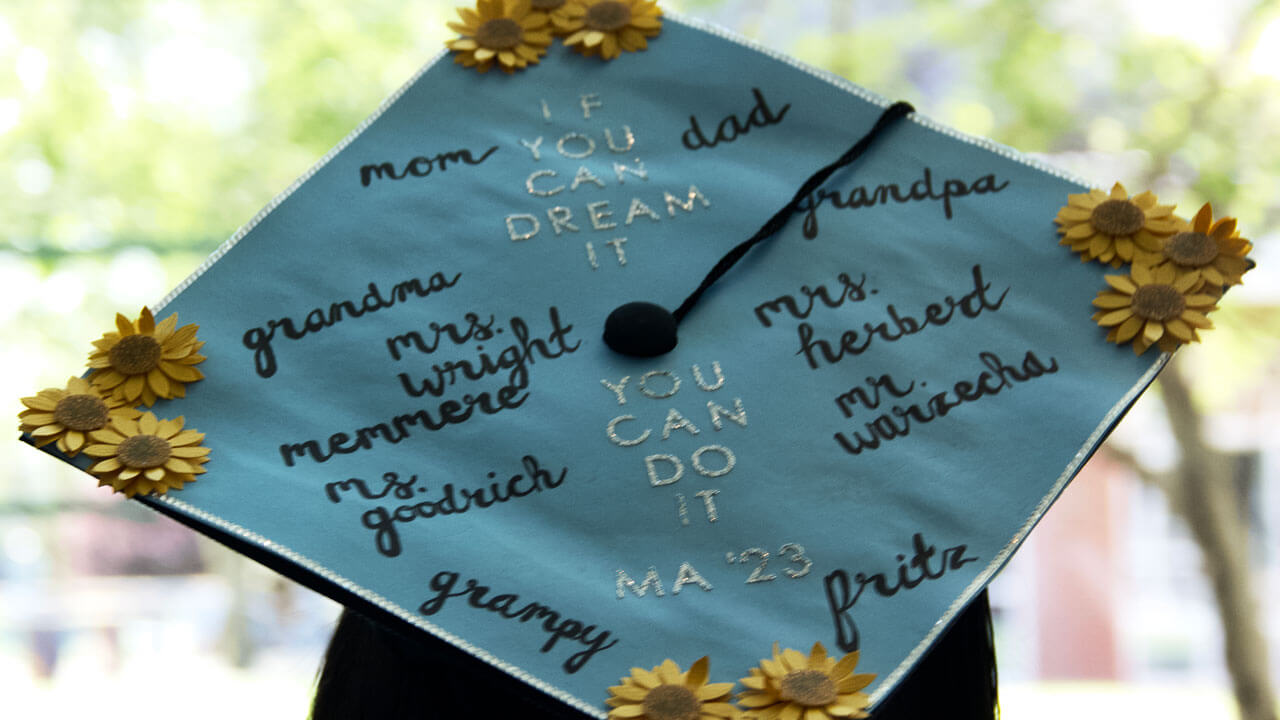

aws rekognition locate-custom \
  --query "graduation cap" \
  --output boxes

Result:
[18,3,1253,718]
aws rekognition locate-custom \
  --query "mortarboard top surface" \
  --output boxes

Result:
[25,11,1175,717]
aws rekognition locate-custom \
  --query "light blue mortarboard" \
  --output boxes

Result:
[24,12,1174,718]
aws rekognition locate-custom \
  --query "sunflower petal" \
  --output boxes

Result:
[1064,223,1096,240]
[170,430,205,446]
[698,683,735,700]
[631,667,660,688]
[152,313,178,342]
[1181,310,1214,329]
[609,684,649,701]
[1095,308,1133,327]
[760,657,785,678]
[63,431,86,452]
[1104,275,1137,294]
[22,395,59,411]
[601,33,619,59]
[737,692,778,708]
[164,458,200,474]
[1192,203,1213,232]
[93,369,126,389]
[1092,292,1132,309]
[1134,261,1160,284]
[701,702,739,717]
[686,656,709,688]
[1165,318,1193,341]
[782,648,807,672]
[90,457,122,473]
[759,705,786,720]
[831,651,861,679]
[1132,191,1156,208]
[740,675,768,690]
[30,424,64,438]
[146,368,171,397]
[138,307,155,333]
[611,696,650,712]
[169,446,210,460]
[123,374,145,401]
[158,360,203,382]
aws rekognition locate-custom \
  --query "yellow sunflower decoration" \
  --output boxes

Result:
[561,0,662,60]
[82,412,210,497]
[737,643,876,720]
[446,0,554,74]
[1092,262,1219,355]
[87,307,205,406]
[607,657,738,720]
[18,377,141,456]
[1141,202,1252,288]
[1055,182,1178,267]
[532,0,578,34]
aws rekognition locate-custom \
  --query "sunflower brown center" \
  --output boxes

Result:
[585,1,632,31]
[1163,231,1219,268]
[109,334,162,375]
[1089,199,1145,237]
[476,18,523,50]
[1131,284,1186,322]
[640,684,700,720]
[779,669,838,707]
[531,0,566,9]
[53,393,111,432]
[117,434,172,469]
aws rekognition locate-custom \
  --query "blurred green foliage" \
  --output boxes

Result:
[4,0,1279,252]
[1,0,1277,406]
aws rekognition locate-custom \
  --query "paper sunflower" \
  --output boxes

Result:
[87,307,205,407]
[82,412,210,498]
[1141,202,1251,288]
[561,0,662,60]
[606,657,738,720]
[736,643,875,720]
[18,377,141,456]
[1055,182,1178,267]
[446,0,554,74]
[1092,262,1219,355]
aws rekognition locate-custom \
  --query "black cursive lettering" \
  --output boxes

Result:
[825,533,979,652]
[795,266,1008,369]
[682,88,790,150]
[360,145,498,187]
[243,273,461,379]
[832,349,1059,455]
[420,570,619,674]
[798,167,1010,238]
[329,457,567,558]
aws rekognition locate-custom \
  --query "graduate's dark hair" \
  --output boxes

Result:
[309,590,997,719]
